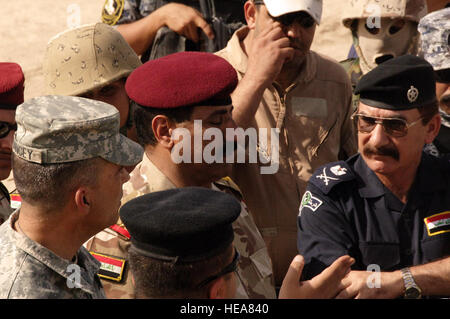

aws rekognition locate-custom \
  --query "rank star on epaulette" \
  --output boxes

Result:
[330,165,347,176]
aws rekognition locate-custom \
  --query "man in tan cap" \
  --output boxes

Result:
[0,62,25,225]
[0,95,143,298]
[43,23,142,141]
[216,0,357,287]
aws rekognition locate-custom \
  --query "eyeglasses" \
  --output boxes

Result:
[196,249,240,288]
[253,1,315,28]
[0,121,17,138]
[351,113,424,137]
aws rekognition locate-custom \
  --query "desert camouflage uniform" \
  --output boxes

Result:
[0,212,105,299]
[0,182,12,225]
[87,153,276,299]
[419,7,450,157]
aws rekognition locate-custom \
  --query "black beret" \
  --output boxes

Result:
[120,187,241,263]
[125,52,238,109]
[355,55,437,110]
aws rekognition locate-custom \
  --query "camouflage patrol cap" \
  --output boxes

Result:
[13,95,143,165]
[43,23,142,96]
[418,7,450,72]
[342,0,428,28]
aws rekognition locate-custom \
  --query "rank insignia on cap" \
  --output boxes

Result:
[407,86,419,103]
[424,212,450,237]
[90,252,126,282]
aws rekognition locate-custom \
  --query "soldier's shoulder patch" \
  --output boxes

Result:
[299,191,323,215]
[102,0,125,25]
[310,161,355,195]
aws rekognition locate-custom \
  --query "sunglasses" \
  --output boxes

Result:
[253,1,315,28]
[351,113,424,137]
[0,121,17,138]
[196,249,240,288]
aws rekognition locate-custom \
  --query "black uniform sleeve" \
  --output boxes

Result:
[297,182,356,280]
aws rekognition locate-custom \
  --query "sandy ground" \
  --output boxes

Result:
[0,0,352,101]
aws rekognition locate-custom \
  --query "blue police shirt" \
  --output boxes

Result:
[297,152,450,280]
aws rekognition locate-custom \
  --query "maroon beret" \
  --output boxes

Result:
[126,52,238,108]
[0,62,25,109]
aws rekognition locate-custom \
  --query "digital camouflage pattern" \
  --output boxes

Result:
[87,154,276,299]
[13,95,143,166]
[43,23,141,97]
[0,212,106,298]
[418,7,450,71]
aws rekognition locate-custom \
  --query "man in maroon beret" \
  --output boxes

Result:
[0,62,24,225]
[85,51,354,299]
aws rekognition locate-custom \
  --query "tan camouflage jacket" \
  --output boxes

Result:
[0,212,105,299]
[86,153,276,299]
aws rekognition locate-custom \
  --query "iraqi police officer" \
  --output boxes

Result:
[120,187,241,299]
[43,23,142,141]
[419,7,450,156]
[0,96,143,298]
[297,55,450,298]
[0,63,24,224]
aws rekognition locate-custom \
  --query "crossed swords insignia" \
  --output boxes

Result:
[316,167,339,186]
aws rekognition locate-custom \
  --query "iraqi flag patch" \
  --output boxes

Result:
[424,212,450,237]
[10,193,22,209]
[90,252,126,282]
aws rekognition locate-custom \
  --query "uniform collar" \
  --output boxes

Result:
[224,26,317,84]
[413,152,447,193]
[7,211,102,296]
[353,154,386,199]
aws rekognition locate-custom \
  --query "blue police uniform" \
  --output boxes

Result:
[297,152,450,280]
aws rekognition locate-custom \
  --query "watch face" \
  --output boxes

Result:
[405,287,421,299]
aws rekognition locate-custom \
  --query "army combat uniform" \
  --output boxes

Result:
[85,153,277,299]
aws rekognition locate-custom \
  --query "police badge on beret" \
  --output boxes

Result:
[102,0,125,26]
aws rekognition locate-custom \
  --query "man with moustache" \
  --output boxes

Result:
[216,0,357,286]
[0,63,24,225]
[419,7,450,156]
[297,55,450,298]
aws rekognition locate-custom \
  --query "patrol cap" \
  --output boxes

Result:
[418,7,450,79]
[13,95,143,165]
[43,23,142,96]
[355,55,437,110]
[120,187,241,263]
[126,52,238,109]
[255,0,322,24]
[0,62,25,109]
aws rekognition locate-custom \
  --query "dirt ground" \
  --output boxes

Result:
[0,0,352,101]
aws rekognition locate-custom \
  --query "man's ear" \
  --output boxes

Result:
[74,188,91,215]
[152,115,174,149]
[244,1,257,29]
[207,276,228,299]
[424,113,441,144]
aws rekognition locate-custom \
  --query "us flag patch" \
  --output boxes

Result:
[90,252,126,282]
[424,212,450,236]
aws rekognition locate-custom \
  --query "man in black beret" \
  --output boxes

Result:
[297,55,450,299]
[120,187,241,298]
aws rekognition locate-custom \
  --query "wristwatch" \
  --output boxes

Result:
[401,267,422,299]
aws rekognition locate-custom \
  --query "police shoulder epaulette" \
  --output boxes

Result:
[213,177,243,200]
[309,161,355,195]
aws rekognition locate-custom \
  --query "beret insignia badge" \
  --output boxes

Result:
[407,86,419,103]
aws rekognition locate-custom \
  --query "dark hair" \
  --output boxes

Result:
[133,102,195,147]
[417,100,439,125]
[12,155,100,211]
[129,245,233,299]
